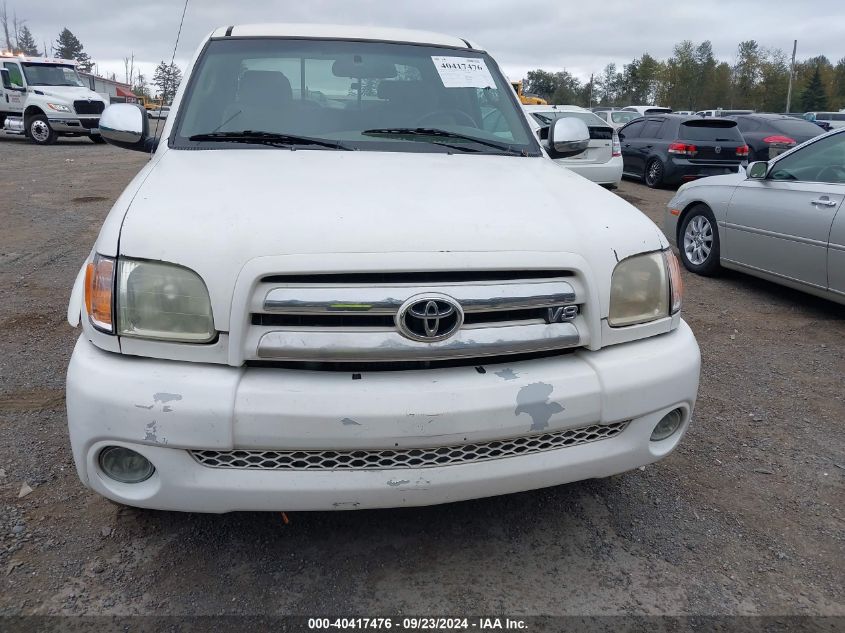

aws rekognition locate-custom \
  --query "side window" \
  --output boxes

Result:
[640,119,664,139]
[3,62,24,87]
[619,119,645,138]
[769,133,845,184]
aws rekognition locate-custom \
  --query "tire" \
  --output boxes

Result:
[90,134,106,144]
[27,114,57,145]
[644,158,664,188]
[678,204,721,276]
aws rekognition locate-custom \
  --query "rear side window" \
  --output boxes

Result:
[640,119,664,138]
[680,120,742,142]
[620,119,645,138]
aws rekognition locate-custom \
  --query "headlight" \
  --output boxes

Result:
[608,250,682,327]
[116,258,215,343]
[47,103,71,112]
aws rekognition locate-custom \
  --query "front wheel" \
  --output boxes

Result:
[90,134,106,144]
[679,205,721,276]
[28,115,57,145]
[644,158,664,188]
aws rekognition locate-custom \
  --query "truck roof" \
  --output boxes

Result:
[209,23,477,49]
[0,53,77,65]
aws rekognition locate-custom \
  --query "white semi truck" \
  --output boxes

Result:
[1,54,108,144]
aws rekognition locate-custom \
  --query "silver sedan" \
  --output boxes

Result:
[664,128,845,304]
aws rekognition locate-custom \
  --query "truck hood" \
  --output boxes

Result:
[116,149,665,328]
[31,85,104,104]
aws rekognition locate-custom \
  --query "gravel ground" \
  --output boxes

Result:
[0,134,843,622]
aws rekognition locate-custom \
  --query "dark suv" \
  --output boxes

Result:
[619,114,748,187]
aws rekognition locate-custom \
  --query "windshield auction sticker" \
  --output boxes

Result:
[431,56,496,88]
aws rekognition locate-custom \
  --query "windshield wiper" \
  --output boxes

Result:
[362,128,523,155]
[188,130,352,151]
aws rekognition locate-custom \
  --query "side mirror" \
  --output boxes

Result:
[99,103,157,152]
[548,117,590,158]
[747,161,769,179]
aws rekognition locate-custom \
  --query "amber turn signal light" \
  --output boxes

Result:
[665,249,683,314]
[84,255,115,332]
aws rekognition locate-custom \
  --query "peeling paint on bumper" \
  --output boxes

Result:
[66,321,700,512]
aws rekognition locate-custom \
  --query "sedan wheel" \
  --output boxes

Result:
[679,205,721,276]
[645,159,664,188]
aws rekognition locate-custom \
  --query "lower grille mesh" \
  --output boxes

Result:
[190,421,628,471]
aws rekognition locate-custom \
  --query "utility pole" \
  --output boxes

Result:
[786,39,797,113]
[589,73,594,108]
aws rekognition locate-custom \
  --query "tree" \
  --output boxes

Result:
[550,70,581,105]
[597,63,621,105]
[832,58,845,110]
[800,65,828,111]
[757,48,789,112]
[524,69,560,102]
[732,40,762,108]
[55,27,93,72]
[0,1,12,52]
[16,24,38,56]
[153,61,182,103]
[664,40,699,110]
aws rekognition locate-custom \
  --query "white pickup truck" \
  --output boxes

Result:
[1,54,107,144]
[66,24,700,513]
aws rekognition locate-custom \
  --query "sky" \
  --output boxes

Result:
[10,0,845,87]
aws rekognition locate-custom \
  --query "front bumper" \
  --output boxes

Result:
[66,322,700,512]
[48,117,99,135]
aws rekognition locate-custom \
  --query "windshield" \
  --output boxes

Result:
[22,63,84,87]
[172,38,539,155]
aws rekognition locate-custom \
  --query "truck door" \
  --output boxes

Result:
[2,61,26,114]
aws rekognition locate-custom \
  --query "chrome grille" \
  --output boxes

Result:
[248,271,587,363]
[191,422,627,471]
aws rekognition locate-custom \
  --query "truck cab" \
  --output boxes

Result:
[0,54,108,144]
[65,24,700,512]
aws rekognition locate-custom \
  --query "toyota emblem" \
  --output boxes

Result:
[396,294,463,342]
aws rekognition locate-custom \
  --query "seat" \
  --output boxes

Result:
[220,70,294,132]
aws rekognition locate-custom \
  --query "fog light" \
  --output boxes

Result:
[98,446,155,483]
[650,409,683,441]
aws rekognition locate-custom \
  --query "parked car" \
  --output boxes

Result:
[803,111,845,130]
[65,23,699,513]
[147,105,170,120]
[524,104,622,186]
[665,128,845,304]
[592,108,642,128]
[695,109,754,118]
[622,105,672,115]
[673,111,695,116]
[728,113,823,161]
[619,114,748,187]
